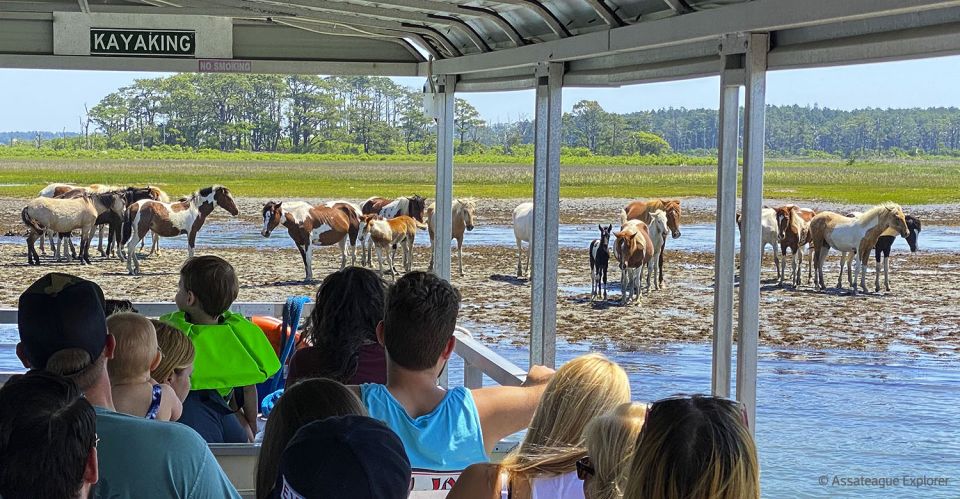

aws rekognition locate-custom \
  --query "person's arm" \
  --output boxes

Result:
[240,384,259,441]
[160,384,182,422]
[471,365,555,454]
[446,463,502,499]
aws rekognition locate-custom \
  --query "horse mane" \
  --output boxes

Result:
[860,201,901,223]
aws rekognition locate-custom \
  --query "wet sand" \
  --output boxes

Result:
[1,241,958,358]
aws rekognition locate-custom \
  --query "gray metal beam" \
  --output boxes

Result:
[77,0,90,13]
[529,61,562,369]
[661,0,693,14]
[711,35,744,399]
[457,5,527,46]
[584,0,625,27]
[428,0,960,74]
[736,33,768,434]
[352,0,527,46]
[487,0,570,37]
[271,18,426,60]
[432,74,456,282]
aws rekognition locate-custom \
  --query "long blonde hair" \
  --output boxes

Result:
[623,395,759,499]
[584,403,647,499]
[501,353,631,478]
[150,320,194,383]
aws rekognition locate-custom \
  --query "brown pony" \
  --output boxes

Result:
[124,185,239,275]
[620,199,682,287]
[261,201,357,282]
[359,195,427,266]
[774,205,816,286]
[614,220,653,305]
[425,198,477,276]
[361,214,426,280]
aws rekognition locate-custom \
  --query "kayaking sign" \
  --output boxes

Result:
[90,29,196,57]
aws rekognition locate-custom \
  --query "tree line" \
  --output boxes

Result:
[8,73,960,158]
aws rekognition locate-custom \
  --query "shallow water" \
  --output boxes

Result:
[3,322,958,497]
[3,222,955,254]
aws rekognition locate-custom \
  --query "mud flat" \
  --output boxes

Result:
[1,242,957,358]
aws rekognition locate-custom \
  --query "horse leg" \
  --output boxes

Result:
[516,238,524,277]
[338,237,347,270]
[883,254,891,292]
[602,264,608,300]
[405,240,413,273]
[457,237,464,277]
[590,257,597,300]
[658,240,665,288]
[187,230,197,259]
[620,267,628,305]
[304,245,314,282]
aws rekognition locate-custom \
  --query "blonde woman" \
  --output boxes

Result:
[623,395,759,499]
[150,319,196,403]
[448,354,631,499]
[255,378,367,499]
[580,403,647,499]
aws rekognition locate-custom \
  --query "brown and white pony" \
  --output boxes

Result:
[614,219,653,305]
[261,200,360,282]
[361,215,426,280]
[809,202,909,294]
[645,210,670,291]
[359,195,427,266]
[774,205,816,287]
[736,208,781,281]
[620,199,682,287]
[22,191,126,265]
[123,186,239,275]
[425,198,477,276]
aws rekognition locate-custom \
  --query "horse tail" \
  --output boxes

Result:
[121,204,135,245]
[21,207,44,233]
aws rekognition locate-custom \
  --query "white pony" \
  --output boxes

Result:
[645,210,669,291]
[512,202,533,277]
[737,207,780,279]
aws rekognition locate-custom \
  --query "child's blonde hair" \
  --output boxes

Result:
[501,353,631,477]
[584,403,647,499]
[106,313,158,382]
[150,320,195,383]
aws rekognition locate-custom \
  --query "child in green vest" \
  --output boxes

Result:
[161,255,281,442]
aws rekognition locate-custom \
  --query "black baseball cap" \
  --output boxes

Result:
[274,415,411,499]
[17,273,108,370]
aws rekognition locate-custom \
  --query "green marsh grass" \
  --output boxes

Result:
[0,155,958,204]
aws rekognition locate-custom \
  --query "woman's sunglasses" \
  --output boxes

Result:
[576,456,595,480]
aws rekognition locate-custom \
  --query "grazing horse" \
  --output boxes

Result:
[359,195,427,266]
[123,186,239,275]
[774,205,816,286]
[614,220,653,305]
[736,208,781,280]
[870,215,921,292]
[425,198,477,276]
[589,225,612,301]
[361,215,425,280]
[261,201,358,282]
[645,210,669,291]
[22,191,126,265]
[620,199,682,287]
[512,202,534,277]
[809,202,909,294]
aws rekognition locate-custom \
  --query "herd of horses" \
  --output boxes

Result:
[589,199,920,306]
[18,184,921,301]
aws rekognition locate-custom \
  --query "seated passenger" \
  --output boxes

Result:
[271,415,411,499]
[16,272,240,498]
[256,378,367,499]
[623,395,760,499]
[355,271,555,478]
[0,370,98,499]
[161,255,281,443]
[150,319,196,404]
[580,403,647,499]
[286,266,387,387]
[107,312,181,421]
[448,354,631,499]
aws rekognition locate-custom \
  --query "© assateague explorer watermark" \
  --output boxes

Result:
[819,474,952,489]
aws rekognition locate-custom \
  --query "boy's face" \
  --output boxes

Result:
[174,277,194,312]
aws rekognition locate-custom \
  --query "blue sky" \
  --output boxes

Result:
[1,55,959,131]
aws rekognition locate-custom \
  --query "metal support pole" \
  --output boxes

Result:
[736,33,768,434]
[433,74,455,282]
[712,48,743,399]
[529,61,562,369]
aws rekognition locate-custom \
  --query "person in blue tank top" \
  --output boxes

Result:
[353,271,555,477]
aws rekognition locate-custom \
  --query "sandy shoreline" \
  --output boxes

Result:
[1,242,957,358]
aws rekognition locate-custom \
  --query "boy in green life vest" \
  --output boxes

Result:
[161,255,280,443]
